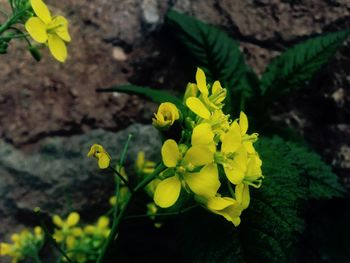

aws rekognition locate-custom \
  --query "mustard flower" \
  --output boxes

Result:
[84,216,110,239]
[135,151,156,175]
[154,138,219,208]
[52,212,83,248]
[25,0,71,62]
[87,144,111,169]
[152,102,180,129]
[0,227,44,262]
[185,68,227,119]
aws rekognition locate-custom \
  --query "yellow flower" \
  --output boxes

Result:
[154,139,219,208]
[109,186,130,208]
[84,216,110,238]
[185,68,227,119]
[238,111,259,154]
[0,227,44,262]
[152,102,180,129]
[135,151,156,175]
[87,144,111,169]
[25,0,71,62]
[202,196,243,226]
[52,212,83,247]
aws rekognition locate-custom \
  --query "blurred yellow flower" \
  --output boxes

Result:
[25,0,71,62]
[0,227,44,262]
[87,144,111,169]
[152,102,180,129]
[52,212,83,248]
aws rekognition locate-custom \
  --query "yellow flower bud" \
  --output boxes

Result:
[87,144,111,169]
[152,102,180,129]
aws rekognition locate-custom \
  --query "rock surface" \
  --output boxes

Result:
[0,124,161,241]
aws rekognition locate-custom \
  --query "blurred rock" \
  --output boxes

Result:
[0,124,160,241]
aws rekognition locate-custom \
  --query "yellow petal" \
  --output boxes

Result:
[97,153,111,169]
[48,34,67,62]
[184,164,220,197]
[183,146,213,166]
[0,243,11,255]
[25,17,48,43]
[66,235,75,249]
[53,215,63,227]
[224,147,247,185]
[191,123,214,146]
[161,139,180,168]
[239,111,248,135]
[206,196,234,210]
[30,0,52,24]
[53,231,64,242]
[235,183,250,209]
[212,81,222,94]
[186,97,210,119]
[154,176,181,208]
[67,212,80,227]
[221,122,241,153]
[196,68,208,95]
[51,16,71,42]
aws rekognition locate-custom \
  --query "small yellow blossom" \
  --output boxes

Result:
[87,144,111,169]
[154,138,219,208]
[52,212,83,248]
[25,0,71,62]
[84,216,110,238]
[136,151,156,175]
[152,102,180,129]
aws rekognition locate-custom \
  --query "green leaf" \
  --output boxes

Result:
[165,10,258,114]
[260,30,350,98]
[178,136,344,263]
[97,84,185,112]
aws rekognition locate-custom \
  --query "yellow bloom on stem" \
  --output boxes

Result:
[52,212,83,248]
[25,0,71,62]
[0,227,44,262]
[87,144,111,169]
[152,102,180,129]
[135,151,156,175]
[185,68,227,119]
[84,216,110,238]
[154,138,219,208]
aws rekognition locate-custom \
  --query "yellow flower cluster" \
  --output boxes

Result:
[25,0,71,62]
[152,68,263,226]
[52,212,111,263]
[0,226,44,262]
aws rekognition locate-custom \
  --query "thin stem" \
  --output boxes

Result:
[113,172,121,221]
[96,163,165,263]
[96,192,133,263]
[125,204,199,220]
[34,210,73,263]
[0,32,28,40]
[109,166,133,192]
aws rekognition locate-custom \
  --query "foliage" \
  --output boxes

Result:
[260,30,350,99]
[179,136,344,263]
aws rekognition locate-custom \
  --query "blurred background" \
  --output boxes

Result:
[0,0,349,259]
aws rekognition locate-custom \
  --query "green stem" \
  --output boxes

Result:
[125,204,198,220]
[96,163,165,263]
[109,166,133,192]
[0,32,28,40]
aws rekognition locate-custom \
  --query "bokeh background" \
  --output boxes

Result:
[0,0,349,258]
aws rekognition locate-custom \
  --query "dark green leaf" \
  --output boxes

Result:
[97,84,185,112]
[260,30,350,98]
[166,10,258,114]
[178,136,344,263]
